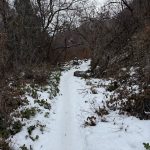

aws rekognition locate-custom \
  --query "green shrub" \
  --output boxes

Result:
[34,99,51,110]
[20,144,29,150]
[44,112,49,118]
[31,89,38,99]
[39,124,46,134]
[24,86,38,99]
[27,126,39,141]
[22,97,29,106]
[143,143,150,150]
[29,135,39,141]
[10,120,23,135]
[27,125,35,135]
[0,129,10,138]
[48,71,61,99]
[21,108,36,119]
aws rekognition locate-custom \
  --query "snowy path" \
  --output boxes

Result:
[48,63,89,150]
[10,60,150,150]
[49,71,85,150]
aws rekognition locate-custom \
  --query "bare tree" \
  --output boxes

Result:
[35,0,85,32]
[33,0,89,63]
[0,0,9,31]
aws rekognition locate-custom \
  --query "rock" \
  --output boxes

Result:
[74,71,87,78]
[91,87,98,94]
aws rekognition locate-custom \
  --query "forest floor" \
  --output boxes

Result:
[9,60,150,150]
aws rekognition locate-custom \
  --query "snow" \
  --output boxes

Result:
[9,60,150,150]
[84,113,150,150]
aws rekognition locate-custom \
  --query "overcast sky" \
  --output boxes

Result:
[90,0,107,9]
[96,0,107,6]
[9,0,108,10]
[9,0,107,7]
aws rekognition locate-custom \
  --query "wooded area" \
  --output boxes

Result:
[0,0,150,149]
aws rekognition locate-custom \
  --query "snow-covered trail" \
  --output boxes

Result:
[10,60,150,150]
[48,63,89,150]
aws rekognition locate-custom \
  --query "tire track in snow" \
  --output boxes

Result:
[49,70,86,150]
